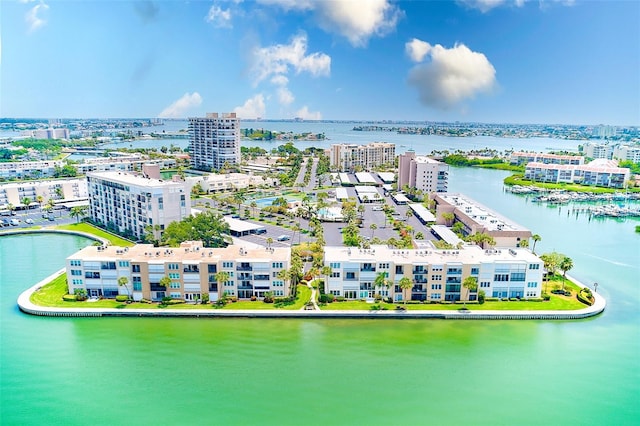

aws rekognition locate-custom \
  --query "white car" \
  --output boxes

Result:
[25,218,34,224]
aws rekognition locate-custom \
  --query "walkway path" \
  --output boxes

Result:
[300,282,320,311]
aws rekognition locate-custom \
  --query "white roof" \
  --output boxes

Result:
[392,193,410,203]
[430,225,464,246]
[355,172,376,184]
[409,203,436,222]
[377,172,395,183]
[223,216,265,232]
[354,185,378,194]
[335,187,349,200]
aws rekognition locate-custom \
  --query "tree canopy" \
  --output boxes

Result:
[160,211,230,248]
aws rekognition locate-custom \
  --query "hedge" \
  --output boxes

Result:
[62,294,77,302]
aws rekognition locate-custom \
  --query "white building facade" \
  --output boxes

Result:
[524,159,630,188]
[324,245,543,302]
[0,178,88,209]
[87,171,190,240]
[189,112,241,171]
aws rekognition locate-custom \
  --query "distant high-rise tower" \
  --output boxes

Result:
[398,151,449,193]
[188,113,240,171]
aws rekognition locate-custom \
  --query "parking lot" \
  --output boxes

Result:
[0,207,75,229]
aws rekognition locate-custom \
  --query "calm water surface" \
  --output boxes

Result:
[1,168,639,426]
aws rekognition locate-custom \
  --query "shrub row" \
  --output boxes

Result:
[115,295,129,302]
[577,290,594,306]
[62,294,77,302]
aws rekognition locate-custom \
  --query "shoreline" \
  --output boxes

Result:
[17,268,606,320]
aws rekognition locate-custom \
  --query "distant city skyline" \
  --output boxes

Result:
[2,1,638,126]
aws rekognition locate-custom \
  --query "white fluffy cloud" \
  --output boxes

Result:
[206,4,232,28]
[258,0,401,46]
[158,92,203,118]
[277,87,295,106]
[406,41,497,109]
[405,38,432,63]
[458,0,526,12]
[294,106,321,120]
[25,2,49,33]
[251,33,331,85]
[234,94,266,119]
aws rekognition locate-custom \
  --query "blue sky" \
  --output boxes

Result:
[2,0,638,125]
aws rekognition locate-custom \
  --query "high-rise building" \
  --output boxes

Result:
[397,151,448,193]
[87,171,190,241]
[188,112,240,171]
[329,142,395,171]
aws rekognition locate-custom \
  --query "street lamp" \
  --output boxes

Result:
[593,282,598,293]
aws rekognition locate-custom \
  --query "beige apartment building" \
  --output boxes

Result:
[66,241,291,302]
[397,151,449,193]
[329,142,396,171]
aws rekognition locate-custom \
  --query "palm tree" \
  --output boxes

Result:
[7,203,15,215]
[519,239,529,249]
[159,276,172,288]
[406,209,413,221]
[531,234,541,254]
[277,268,291,294]
[559,256,574,291]
[215,271,230,292]
[70,206,88,223]
[21,197,31,210]
[442,212,455,226]
[374,271,389,298]
[250,201,258,217]
[266,237,273,249]
[399,277,412,304]
[118,276,131,299]
[369,223,377,239]
[36,195,44,212]
[462,276,478,304]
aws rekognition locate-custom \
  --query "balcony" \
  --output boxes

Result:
[236,265,253,271]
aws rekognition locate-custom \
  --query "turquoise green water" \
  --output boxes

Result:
[1,168,639,425]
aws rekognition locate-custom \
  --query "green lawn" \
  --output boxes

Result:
[30,276,312,311]
[56,223,135,247]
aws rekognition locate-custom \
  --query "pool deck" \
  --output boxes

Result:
[18,269,606,320]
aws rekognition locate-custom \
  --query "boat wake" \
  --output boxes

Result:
[582,253,636,268]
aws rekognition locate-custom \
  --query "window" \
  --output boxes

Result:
[480,281,490,288]
[529,264,540,270]
[330,272,341,278]
[72,279,83,285]
[430,293,441,300]
[133,281,142,291]
[345,272,356,280]
[526,291,537,297]
[494,274,509,282]
[330,290,341,296]
[470,267,479,275]
[330,262,340,269]
[170,282,180,289]
[70,260,81,266]
[118,261,129,268]
[169,273,180,279]
[527,282,538,288]
[395,265,403,274]
[511,272,526,282]
[223,262,234,268]
[71,269,82,276]
[431,275,442,281]
[431,284,442,290]
[378,263,389,269]
[272,262,283,269]
[168,263,180,270]
[132,265,141,273]
[170,292,181,299]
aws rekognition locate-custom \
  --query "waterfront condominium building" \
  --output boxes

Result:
[397,151,449,193]
[431,193,532,248]
[0,178,88,210]
[323,244,543,302]
[66,241,291,302]
[612,145,640,163]
[86,171,190,241]
[509,152,585,166]
[189,112,241,171]
[524,159,630,189]
[329,142,396,172]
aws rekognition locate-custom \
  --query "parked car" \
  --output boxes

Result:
[1,218,9,227]
[10,219,20,226]
[25,218,34,224]
[47,215,55,221]
[276,235,290,241]
[372,206,383,211]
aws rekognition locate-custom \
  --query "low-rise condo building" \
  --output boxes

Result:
[612,145,640,163]
[74,156,177,175]
[0,178,88,209]
[87,171,190,240]
[66,241,291,302]
[398,151,449,193]
[329,142,396,172]
[524,159,630,188]
[186,172,278,193]
[510,152,584,166]
[0,159,65,179]
[324,245,543,302]
[432,193,532,248]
